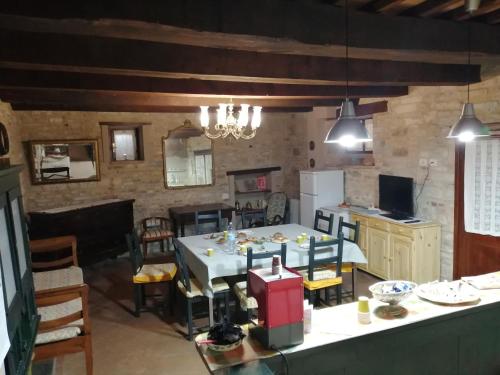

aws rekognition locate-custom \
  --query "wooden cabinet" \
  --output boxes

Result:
[390,234,413,280]
[367,227,390,279]
[29,199,135,265]
[0,166,38,375]
[351,211,440,283]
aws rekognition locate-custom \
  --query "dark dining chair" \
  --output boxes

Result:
[126,232,177,318]
[174,241,230,340]
[337,217,361,300]
[241,208,267,229]
[194,210,222,235]
[298,234,344,306]
[313,209,334,235]
[233,243,287,321]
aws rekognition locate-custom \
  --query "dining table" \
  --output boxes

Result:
[174,223,367,326]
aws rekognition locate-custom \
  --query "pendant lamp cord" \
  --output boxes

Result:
[345,0,349,100]
[467,22,471,103]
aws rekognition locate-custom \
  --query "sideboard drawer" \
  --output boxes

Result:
[368,218,389,231]
[390,224,416,239]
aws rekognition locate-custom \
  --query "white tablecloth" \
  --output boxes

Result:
[175,224,367,297]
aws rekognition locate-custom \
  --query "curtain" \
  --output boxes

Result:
[464,139,500,236]
[114,130,137,160]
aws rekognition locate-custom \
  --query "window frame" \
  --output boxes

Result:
[107,124,145,162]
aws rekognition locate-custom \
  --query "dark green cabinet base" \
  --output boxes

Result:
[262,302,500,375]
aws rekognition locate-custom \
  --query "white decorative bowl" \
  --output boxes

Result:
[369,280,417,306]
[207,338,243,352]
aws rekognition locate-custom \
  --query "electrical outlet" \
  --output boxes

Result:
[419,158,428,167]
[429,159,438,167]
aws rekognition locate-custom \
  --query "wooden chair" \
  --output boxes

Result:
[313,210,334,235]
[241,208,267,229]
[174,242,230,340]
[34,283,92,375]
[194,210,222,235]
[140,217,175,257]
[337,217,361,299]
[265,192,287,225]
[298,234,344,306]
[30,235,78,271]
[126,232,177,317]
[233,244,287,321]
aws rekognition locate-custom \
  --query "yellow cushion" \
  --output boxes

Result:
[133,263,177,283]
[233,281,258,311]
[142,229,174,240]
[298,267,342,291]
[330,263,355,273]
[177,277,229,299]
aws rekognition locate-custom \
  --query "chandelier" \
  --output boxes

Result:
[199,101,262,140]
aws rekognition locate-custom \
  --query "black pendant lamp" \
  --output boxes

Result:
[325,0,371,147]
[447,23,490,142]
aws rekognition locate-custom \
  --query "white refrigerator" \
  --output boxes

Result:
[300,170,344,228]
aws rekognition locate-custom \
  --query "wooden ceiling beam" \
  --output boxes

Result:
[0,30,479,86]
[402,0,464,17]
[0,69,409,98]
[9,103,314,113]
[484,8,500,23]
[453,0,500,20]
[333,100,388,118]
[359,0,426,15]
[1,1,500,64]
[0,87,345,108]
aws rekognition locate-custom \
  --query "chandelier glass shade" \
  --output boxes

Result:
[199,102,262,140]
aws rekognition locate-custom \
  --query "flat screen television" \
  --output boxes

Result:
[379,174,414,220]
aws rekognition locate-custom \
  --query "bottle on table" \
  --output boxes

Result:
[227,221,236,254]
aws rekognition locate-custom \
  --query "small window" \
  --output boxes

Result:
[109,125,144,161]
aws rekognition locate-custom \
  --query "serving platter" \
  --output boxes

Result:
[415,280,480,305]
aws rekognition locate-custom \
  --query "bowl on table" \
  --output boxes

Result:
[206,321,245,352]
[369,280,417,305]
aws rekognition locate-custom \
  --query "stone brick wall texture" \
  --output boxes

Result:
[14,111,308,230]
[307,75,500,280]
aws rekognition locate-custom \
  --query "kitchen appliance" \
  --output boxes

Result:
[379,174,414,220]
[248,267,304,349]
[300,170,344,228]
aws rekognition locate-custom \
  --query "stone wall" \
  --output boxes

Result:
[15,111,308,227]
[305,75,500,280]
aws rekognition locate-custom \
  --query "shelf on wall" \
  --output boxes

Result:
[235,189,272,194]
[226,166,281,176]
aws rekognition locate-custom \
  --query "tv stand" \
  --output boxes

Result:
[380,212,411,221]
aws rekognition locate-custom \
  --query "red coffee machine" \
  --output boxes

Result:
[248,266,304,348]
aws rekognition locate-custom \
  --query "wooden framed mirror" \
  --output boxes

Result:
[28,139,100,185]
[163,120,214,189]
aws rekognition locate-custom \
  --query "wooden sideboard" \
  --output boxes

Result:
[351,211,441,283]
[29,199,135,265]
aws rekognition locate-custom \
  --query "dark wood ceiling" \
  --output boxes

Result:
[329,0,500,24]
[0,0,498,113]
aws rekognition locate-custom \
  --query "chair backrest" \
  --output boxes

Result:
[126,232,144,276]
[338,217,360,244]
[313,210,334,235]
[241,208,266,229]
[266,192,287,225]
[307,234,344,281]
[30,235,78,271]
[142,217,169,231]
[194,210,222,235]
[247,243,287,272]
[173,240,192,293]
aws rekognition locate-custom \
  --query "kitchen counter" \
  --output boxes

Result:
[196,287,500,374]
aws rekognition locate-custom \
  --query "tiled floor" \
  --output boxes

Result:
[37,255,381,375]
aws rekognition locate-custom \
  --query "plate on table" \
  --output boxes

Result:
[415,280,480,305]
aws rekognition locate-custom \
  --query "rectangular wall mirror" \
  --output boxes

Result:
[28,139,100,184]
[163,120,214,189]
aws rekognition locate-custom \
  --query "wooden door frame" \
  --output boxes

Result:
[454,142,500,279]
